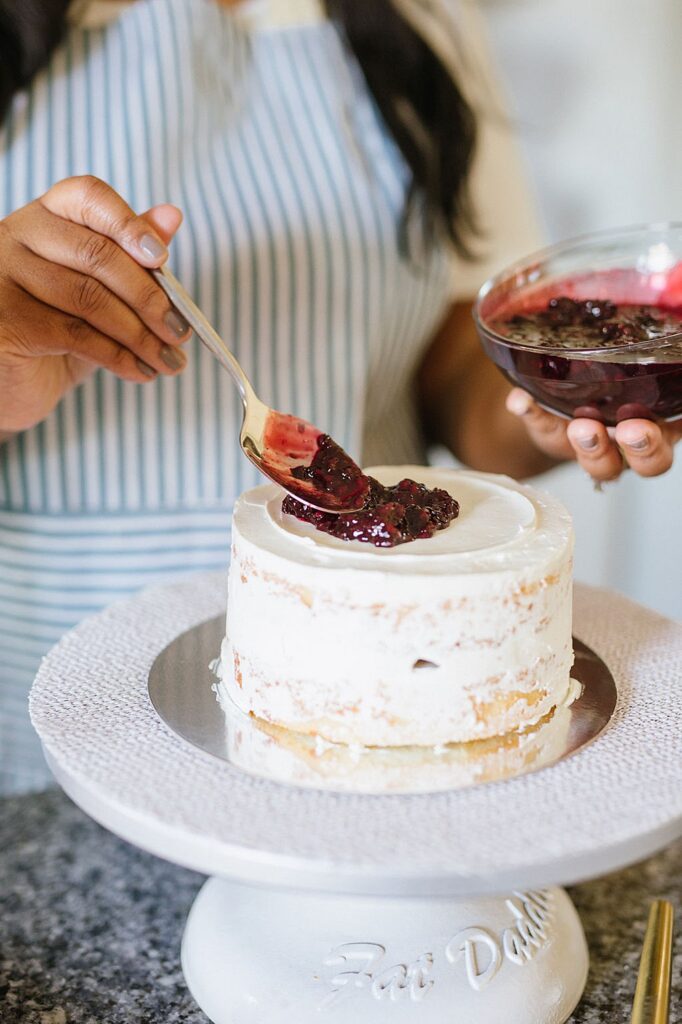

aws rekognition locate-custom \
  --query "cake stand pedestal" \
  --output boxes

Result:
[30,573,682,1024]
[181,879,587,1024]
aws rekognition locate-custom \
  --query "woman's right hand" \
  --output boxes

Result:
[0,175,191,435]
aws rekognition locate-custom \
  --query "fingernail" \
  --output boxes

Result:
[160,344,186,370]
[136,358,157,378]
[507,392,532,416]
[576,433,599,451]
[624,435,649,451]
[138,233,167,261]
[164,308,191,337]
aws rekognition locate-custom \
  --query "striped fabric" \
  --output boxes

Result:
[0,0,455,793]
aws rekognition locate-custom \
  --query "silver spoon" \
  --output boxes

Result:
[152,265,368,513]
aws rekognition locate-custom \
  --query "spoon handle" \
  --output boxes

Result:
[152,265,253,406]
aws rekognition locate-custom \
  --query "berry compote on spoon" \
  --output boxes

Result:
[153,266,369,513]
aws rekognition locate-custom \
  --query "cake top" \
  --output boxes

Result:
[282,473,460,547]
[232,466,573,577]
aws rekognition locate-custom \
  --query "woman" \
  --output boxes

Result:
[0,0,678,794]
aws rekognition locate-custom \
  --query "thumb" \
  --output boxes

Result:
[140,203,183,246]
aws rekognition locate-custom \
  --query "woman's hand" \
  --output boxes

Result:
[506,389,682,481]
[0,175,191,435]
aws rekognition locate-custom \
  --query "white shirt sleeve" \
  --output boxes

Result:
[449,0,546,300]
[393,0,545,299]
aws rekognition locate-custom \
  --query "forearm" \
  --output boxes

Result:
[433,357,561,478]
[417,300,563,480]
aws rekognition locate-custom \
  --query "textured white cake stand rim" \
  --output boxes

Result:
[30,572,682,898]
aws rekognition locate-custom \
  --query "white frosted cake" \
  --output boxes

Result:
[216,466,575,748]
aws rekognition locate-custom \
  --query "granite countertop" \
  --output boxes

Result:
[1,790,680,1023]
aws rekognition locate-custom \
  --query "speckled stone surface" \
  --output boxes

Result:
[0,790,679,1023]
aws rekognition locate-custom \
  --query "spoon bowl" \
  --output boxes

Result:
[152,266,368,513]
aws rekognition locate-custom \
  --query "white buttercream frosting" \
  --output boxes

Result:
[217,467,575,747]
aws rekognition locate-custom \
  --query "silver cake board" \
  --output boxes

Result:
[148,615,617,795]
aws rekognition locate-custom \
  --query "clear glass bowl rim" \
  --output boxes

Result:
[473,221,682,359]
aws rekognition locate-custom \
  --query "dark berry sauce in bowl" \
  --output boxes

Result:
[474,225,682,425]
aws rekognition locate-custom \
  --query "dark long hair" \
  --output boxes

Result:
[0,0,477,254]
[0,1,70,109]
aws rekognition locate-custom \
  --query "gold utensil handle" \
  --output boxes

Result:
[631,899,674,1024]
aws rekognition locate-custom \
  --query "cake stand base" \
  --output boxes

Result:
[31,577,682,1021]
[181,879,588,1024]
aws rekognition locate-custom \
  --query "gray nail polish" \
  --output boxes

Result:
[164,308,191,337]
[626,436,649,451]
[160,344,186,370]
[136,358,157,378]
[139,233,167,260]
[577,435,599,451]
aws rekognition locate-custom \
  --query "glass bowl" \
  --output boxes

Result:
[474,223,682,425]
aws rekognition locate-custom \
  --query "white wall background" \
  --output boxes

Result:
[478,0,682,619]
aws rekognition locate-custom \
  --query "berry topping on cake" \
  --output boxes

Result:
[282,475,459,547]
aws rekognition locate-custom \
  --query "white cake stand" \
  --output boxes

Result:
[30,573,682,1024]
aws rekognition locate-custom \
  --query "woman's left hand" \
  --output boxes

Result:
[506,388,682,481]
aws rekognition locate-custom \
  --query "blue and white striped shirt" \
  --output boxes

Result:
[0,0,462,793]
